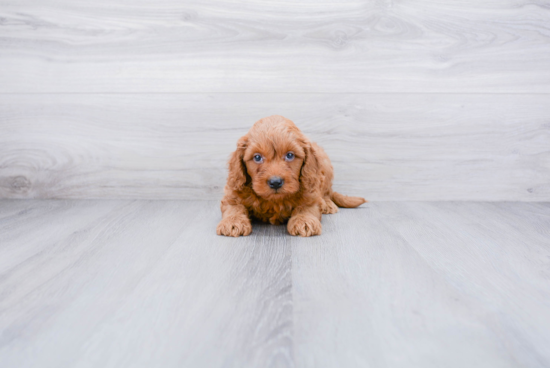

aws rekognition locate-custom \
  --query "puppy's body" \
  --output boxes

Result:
[217,115,366,237]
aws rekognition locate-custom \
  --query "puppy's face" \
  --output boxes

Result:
[242,135,305,200]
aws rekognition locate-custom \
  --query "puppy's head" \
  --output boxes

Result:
[227,115,318,200]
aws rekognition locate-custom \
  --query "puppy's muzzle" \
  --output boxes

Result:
[267,176,284,190]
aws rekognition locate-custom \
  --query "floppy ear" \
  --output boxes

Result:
[227,135,249,192]
[300,140,320,194]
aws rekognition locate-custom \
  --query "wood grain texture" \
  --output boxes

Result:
[1,93,549,200]
[1,0,550,93]
[292,201,550,368]
[0,200,549,367]
[0,200,293,368]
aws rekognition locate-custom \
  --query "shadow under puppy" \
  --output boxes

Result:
[217,115,367,237]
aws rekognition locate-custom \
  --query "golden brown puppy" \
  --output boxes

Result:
[217,115,366,237]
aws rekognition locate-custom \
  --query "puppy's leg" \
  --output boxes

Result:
[321,196,339,214]
[217,203,252,237]
[287,205,322,237]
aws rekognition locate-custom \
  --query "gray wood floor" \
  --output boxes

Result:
[0,200,549,368]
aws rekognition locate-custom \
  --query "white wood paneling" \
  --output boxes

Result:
[0,0,549,93]
[1,93,549,200]
[1,0,549,200]
[1,200,549,367]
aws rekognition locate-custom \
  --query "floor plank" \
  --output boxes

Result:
[0,200,549,367]
[1,0,550,93]
[0,200,293,368]
[291,202,550,368]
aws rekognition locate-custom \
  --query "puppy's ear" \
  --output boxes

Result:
[300,140,320,193]
[227,135,249,192]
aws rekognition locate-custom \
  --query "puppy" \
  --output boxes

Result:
[217,115,366,237]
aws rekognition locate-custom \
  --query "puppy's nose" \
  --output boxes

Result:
[267,176,284,189]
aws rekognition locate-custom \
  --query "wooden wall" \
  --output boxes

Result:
[1,0,549,200]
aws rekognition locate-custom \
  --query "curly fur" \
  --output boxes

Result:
[217,115,367,237]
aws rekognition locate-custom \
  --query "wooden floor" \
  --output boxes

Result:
[1,200,549,367]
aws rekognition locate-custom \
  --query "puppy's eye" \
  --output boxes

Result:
[253,154,263,163]
[285,152,295,161]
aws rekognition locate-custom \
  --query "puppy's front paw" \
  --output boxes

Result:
[287,215,322,237]
[217,217,252,237]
